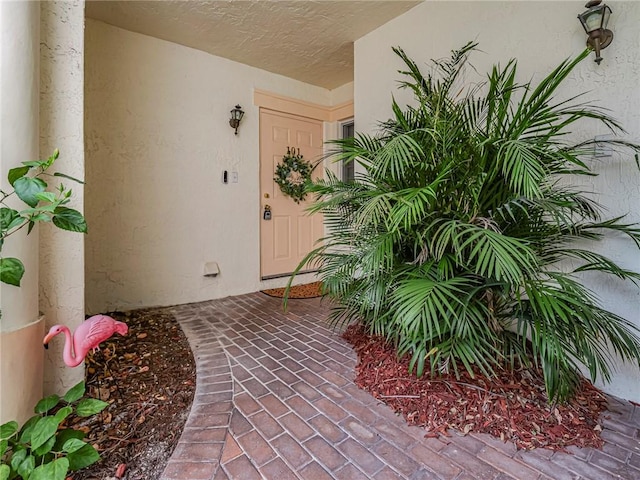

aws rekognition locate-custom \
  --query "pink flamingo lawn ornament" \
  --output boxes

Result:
[43,314,128,367]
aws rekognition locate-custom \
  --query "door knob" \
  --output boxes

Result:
[264,193,270,198]
[263,204,272,220]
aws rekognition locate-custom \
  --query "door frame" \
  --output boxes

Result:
[254,89,353,123]
[258,108,324,279]
[253,89,353,282]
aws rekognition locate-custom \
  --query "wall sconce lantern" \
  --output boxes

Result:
[578,0,613,65]
[229,105,245,135]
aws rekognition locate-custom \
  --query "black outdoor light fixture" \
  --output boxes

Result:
[578,0,613,65]
[229,105,245,135]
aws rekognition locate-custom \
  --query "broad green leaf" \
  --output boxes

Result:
[17,454,35,479]
[7,217,25,232]
[53,406,73,425]
[63,381,85,403]
[0,464,9,480]
[62,438,86,453]
[53,172,84,184]
[0,258,24,287]
[7,166,29,186]
[0,208,20,231]
[26,214,51,224]
[10,448,26,471]
[34,191,57,203]
[34,394,60,414]
[0,421,18,440]
[19,415,40,444]
[67,444,100,471]
[75,399,108,417]
[33,433,56,456]
[19,206,55,217]
[30,417,58,451]
[53,458,71,480]
[52,207,87,233]
[0,439,7,457]
[29,458,69,480]
[13,177,47,208]
[52,429,84,452]
[21,161,44,168]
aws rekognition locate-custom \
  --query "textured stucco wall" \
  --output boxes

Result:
[84,20,347,313]
[0,0,40,331]
[0,0,43,424]
[40,0,86,395]
[355,1,640,402]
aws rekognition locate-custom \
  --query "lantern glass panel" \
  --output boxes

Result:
[582,7,604,32]
[601,5,611,29]
[230,106,244,122]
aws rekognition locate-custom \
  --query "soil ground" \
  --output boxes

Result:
[71,308,196,480]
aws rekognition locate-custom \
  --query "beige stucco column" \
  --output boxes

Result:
[40,0,86,396]
[0,0,45,425]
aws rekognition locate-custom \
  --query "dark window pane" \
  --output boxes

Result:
[342,122,355,182]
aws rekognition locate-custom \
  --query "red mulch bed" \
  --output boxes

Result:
[342,325,608,451]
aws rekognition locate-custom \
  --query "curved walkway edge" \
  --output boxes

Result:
[160,292,640,480]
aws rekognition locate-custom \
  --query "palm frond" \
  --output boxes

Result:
[286,43,640,403]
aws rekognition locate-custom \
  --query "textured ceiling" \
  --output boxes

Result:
[86,1,422,89]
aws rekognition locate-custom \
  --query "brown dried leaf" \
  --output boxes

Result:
[115,463,126,478]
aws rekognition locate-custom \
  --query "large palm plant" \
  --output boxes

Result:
[296,43,640,402]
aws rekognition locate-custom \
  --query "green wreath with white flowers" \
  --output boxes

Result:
[274,147,313,204]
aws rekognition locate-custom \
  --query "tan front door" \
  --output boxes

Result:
[260,109,324,278]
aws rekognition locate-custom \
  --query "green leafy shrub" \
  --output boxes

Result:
[1,149,87,287]
[296,43,640,402]
[0,381,108,480]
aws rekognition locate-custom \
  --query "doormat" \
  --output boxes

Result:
[262,281,323,299]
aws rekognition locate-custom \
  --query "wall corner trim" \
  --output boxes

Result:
[254,89,353,122]
[329,101,354,122]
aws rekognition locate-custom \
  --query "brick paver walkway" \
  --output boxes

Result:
[160,292,640,480]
